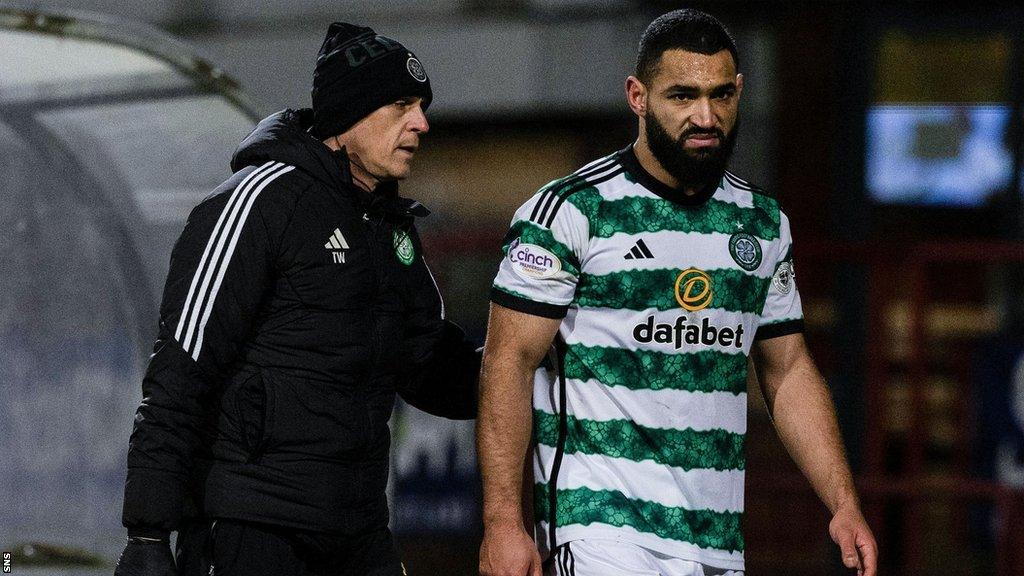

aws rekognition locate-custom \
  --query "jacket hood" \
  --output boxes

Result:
[231,108,354,194]
[230,109,429,222]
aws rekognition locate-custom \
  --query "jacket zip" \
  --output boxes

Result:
[364,214,386,376]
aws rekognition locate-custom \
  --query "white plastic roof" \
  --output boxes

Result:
[0,28,179,96]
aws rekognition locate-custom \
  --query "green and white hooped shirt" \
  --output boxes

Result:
[490,145,803,571]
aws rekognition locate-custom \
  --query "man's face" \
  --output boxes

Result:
[634,49,742,189]
[341,96,429,182]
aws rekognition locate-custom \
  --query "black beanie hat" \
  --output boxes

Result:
[311,22,432,139]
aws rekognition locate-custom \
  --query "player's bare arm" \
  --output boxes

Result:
[477,303,560,576]
[753,332,878,576]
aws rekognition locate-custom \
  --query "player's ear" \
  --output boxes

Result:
[735,73,744,101]
[625,75,648,117]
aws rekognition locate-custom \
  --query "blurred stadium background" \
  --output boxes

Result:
[1,1,1023,574]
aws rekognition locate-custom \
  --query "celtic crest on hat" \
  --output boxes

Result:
[406,56,427,82]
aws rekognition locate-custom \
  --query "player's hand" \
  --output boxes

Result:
[479,520,542,576]
[829,505,877,576]
[113,537,176,576]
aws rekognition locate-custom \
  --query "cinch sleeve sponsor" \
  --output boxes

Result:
[756,210,804,339]
[491,187,590,319]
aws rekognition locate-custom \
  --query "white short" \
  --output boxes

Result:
[546,539,744,576]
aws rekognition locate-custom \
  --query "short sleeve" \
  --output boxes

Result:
[490,185,590,319]
[756,210,804,340]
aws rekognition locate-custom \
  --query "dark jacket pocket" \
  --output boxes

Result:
[245,370,275,462]
[224,369,274,463]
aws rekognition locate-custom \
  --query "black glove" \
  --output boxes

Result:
[113,534,176,576]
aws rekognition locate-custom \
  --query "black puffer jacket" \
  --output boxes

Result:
[122,109,479,535]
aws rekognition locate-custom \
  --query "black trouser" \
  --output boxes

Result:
[175,518,404,576]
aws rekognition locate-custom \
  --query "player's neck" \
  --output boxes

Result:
[632,137,700,197]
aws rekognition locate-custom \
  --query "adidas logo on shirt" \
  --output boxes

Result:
[624,238,654,260]
[325,228,349,264]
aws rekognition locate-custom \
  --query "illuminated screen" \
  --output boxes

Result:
[866,104,1013,206]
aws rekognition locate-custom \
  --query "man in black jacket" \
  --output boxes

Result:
[114,22,479,576]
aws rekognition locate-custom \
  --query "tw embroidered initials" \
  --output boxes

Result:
[325,228,349,264]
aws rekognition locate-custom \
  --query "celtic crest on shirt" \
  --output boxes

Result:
[728,232,762,271]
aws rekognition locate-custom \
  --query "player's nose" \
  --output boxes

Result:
[690,98,715,129]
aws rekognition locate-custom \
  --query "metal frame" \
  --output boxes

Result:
[0,4,260,119]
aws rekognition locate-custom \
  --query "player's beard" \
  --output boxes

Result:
[644,109,738,193]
